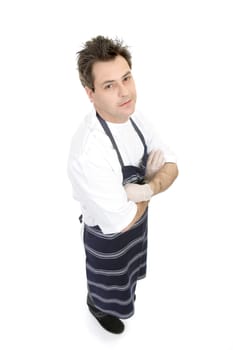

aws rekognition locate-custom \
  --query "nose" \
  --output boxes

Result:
[118,82,128,97]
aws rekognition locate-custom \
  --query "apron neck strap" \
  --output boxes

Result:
[96,112,124,167]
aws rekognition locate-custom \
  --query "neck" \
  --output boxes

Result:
[95,110,130,124]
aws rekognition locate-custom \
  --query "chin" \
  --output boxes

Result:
[115,103,136,122]
[127,105,136,117]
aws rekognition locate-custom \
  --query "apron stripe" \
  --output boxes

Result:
[84,232,147,259]
[87,263,147,291]
[86,255,147,287]
[86,249,147,276]
[90,293,135,306]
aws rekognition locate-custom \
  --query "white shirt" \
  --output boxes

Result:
[68,109,177,234]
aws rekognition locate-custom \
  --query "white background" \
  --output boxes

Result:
[0,0,233,349]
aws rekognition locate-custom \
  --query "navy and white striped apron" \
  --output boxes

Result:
[83,113,148,319]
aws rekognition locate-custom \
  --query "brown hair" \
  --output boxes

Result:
[77,35,132,91]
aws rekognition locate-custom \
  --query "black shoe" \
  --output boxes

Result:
[87,295,125,334]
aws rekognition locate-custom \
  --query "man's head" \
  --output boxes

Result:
[77,36,137,123]
[77,35,132,91]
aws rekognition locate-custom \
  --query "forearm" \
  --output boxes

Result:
[122,201,149,232]
[148,162,178,196]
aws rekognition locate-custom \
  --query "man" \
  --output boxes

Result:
[68,35,178,334]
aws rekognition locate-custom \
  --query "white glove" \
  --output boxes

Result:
[124,183,153,203]
[145,149,165,180]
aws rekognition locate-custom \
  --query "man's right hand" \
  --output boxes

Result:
[124,183,153,203]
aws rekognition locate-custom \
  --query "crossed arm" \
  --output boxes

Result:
[148,162,178,195]
[122,151,178,232]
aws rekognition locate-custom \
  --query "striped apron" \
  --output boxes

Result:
[83,113,148,319]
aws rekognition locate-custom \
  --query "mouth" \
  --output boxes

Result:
[119,99,132,107]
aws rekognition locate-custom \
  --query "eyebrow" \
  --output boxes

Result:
[101,71,131,86]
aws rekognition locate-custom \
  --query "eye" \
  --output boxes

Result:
[104,84,113,89]
[123,75,131,82]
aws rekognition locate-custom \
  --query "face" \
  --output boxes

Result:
[85,55,137,123]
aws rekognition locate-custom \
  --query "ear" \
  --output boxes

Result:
[85,86,94,103]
